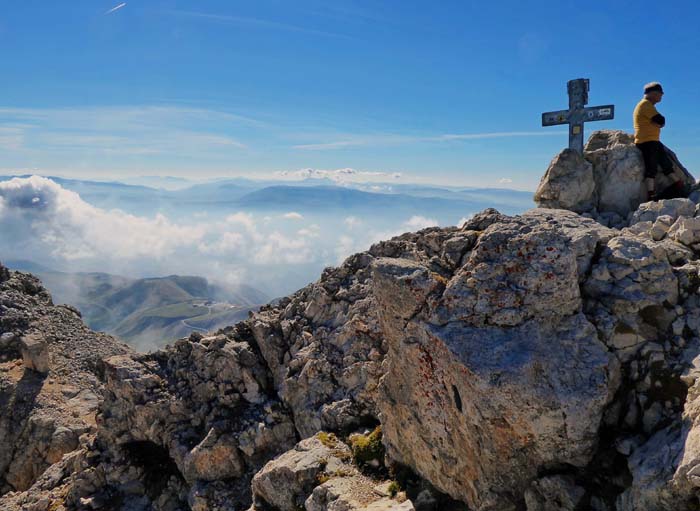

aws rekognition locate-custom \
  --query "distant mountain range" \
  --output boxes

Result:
[0,174,534,219]
[6,261,269,351]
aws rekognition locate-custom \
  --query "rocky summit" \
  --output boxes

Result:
[4,130,700,510]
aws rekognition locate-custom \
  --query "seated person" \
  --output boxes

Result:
[633,82,687,200]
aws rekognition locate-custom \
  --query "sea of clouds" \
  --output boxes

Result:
[0,176,446,296]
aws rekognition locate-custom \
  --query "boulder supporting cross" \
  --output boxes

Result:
[542,78,615,154]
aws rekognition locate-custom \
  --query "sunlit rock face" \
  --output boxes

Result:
[535,130,696,223]
[373,209,620,510]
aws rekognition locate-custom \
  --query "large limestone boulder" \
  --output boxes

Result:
[534,149,595,213]
[586,139,647,216]
[535,130,696,219]
[373,210,621,511]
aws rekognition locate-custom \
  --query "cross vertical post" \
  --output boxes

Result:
[542,78,615,154]
[567,79,588,155]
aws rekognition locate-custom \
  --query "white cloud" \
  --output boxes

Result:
[198,232,246,255]
[335,215,443,264]
[457,215,474,227]
[0,106,251,158]
[106,3,127,15]
[344,216,362,229]
[256,231,313,265]
[0,127,25,150]
[224,212,257,231]
[0,176,204,261]
[283,211,304,220]
[0,177,324,283]
[0,177,479,299]
[292,141,358,150]
[404,215,439,230]
[297,224,320,238]
[167,10,349,39]
[499,178,513,184]
[275,168,402,183]
[335,235,358,262]
[292,131,568,151]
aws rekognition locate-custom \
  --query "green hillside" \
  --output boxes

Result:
[27,269,268,350]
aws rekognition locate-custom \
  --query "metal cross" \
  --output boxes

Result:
[542,78,615,154]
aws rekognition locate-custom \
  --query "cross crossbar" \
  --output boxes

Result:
[542,78,615,154]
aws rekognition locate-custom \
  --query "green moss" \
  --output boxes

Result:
[317,473,331,485]
[387,481,400,498]
[349,426,384,466]
[332,468,354,478]
[316,431,338,448]
[333,450,352,462]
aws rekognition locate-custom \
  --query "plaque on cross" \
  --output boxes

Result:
[542,78,615,154]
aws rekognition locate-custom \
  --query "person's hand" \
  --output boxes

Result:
[651,114,666,127]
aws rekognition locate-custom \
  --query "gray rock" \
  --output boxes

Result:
[373,212,620,511]
[584,129,635,152]
[536,130,695,219]
[524,475,585,511]
[587,142,646,217]
[252,436,345,511]
[0,262,9,284]
[668,216,700,248]
[19,333,50,374]
[0,332,17,349]
[650,215,675,241]
[629,199,695,226]
[250,435,407,511]
[534,149,595,213]
[306,478,414,511]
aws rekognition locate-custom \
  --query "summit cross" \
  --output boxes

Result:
[542,78,615,154]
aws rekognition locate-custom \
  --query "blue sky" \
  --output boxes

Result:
[1,0,699,190]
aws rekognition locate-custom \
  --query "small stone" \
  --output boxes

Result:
[643,402,665,434]
[649,352,665,367]
[0,331,17,348]
[624,402,640,429]
[675,318,689,335]
[19,333,50,374]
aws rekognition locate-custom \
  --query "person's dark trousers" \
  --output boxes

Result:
[636,141,674,179]
[637,141,688,199]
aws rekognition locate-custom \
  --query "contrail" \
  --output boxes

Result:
[105,3,126,15]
